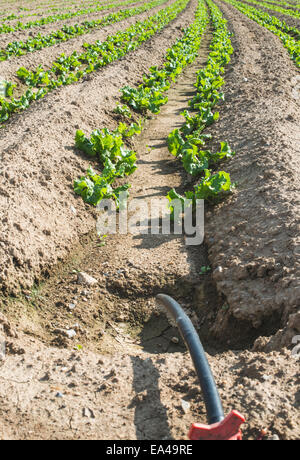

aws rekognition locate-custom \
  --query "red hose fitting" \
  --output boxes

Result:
[188,410,245,440]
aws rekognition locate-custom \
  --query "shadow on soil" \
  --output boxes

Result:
[129,355,173,440]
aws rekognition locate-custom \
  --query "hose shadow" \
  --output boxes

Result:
[129,355,173,440]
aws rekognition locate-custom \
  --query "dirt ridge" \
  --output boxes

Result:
[203,0,300,349]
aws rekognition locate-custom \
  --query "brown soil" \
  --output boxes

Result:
[0,0,299,441]
[0,336,298,440]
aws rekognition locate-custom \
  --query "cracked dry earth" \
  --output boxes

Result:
[0,0,299,441]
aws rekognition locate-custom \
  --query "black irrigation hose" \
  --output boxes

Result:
[156,293,224,425]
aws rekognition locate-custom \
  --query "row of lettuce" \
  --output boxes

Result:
[0,0,107,20]
[0,0,189,123]
[74,0,237,214]
[166,0,235,213]
[74,0,209,207]
[262,0,300,10]
[240,0,300,20]
[0,0,167,62]
[0,0,145,34]
[223,0,300,67]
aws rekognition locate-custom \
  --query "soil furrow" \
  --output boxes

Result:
[25,29,214,352]
[0,0,198,296]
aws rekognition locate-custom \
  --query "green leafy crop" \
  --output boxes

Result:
[166,0,236,210]
[73,0,210,208]
[0,0,189,126]
[74,166,130,207]
[223,0,300,67]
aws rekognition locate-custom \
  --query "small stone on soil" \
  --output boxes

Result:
[181,399,190,413]
[77,272,98,286]
[268,434,280,441]
[66,329,76,339]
